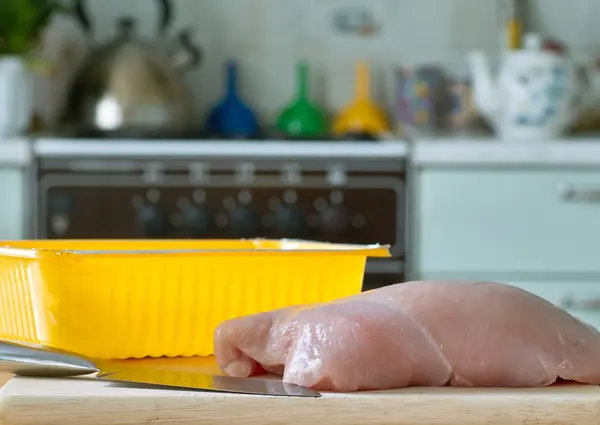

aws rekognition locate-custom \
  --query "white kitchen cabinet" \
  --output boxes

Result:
[413,164,600,330]
[0,167,27,240]
[418,273,600,330]
[507,280,600,329]
[415,168,600,275]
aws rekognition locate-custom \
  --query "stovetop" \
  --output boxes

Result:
[32,138,409,161]
[57,127,380,142]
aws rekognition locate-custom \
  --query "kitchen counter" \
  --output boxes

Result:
[33,138,410,159]
[412,136,600,167]
[0,138,31,166]
[24,136,600,165]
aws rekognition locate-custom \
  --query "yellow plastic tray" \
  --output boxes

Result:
[0,239,390,359]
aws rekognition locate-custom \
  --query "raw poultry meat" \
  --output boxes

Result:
[214,281,600,392]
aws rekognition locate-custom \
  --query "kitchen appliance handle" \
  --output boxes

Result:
[558,184,600,203]
[74,0,92,34]
[74,0,173,36]
[157,0,173,35]
[176,28,202,71]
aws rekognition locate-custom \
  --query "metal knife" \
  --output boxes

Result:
[0,340,321,397]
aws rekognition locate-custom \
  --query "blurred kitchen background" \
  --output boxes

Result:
[17,0,600,128]
[2,0,600,324]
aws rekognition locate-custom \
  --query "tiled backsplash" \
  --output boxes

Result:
[38,0,599,128]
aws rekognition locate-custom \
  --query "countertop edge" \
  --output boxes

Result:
[32,138,410,159]
[412,138,600,167]
[12,136,600,166]
[0,138,31,166]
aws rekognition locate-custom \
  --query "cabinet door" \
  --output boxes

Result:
[508,281,600,331]
[0,168,25,239]
[416,169,600,274]
[417,273,600,331]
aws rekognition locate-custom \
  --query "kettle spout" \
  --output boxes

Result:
[171,28,202,72]
[467,50,499,122]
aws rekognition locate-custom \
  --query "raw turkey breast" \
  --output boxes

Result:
[214,281,600,392]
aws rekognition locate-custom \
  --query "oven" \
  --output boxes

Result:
[33,139,408,290]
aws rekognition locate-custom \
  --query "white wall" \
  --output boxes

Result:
[37,0,598,128]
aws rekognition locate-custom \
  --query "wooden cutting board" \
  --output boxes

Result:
[1,377,599,425]
[1,357,599,425]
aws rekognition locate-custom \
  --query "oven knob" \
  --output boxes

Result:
[137,204,171,238]
[48,194,73,236]
[319,204,350,237]
[229,204,261,238]
[49,193,74,213]
[181,204,213,238]
[274,204,306,238]
[50,213,70,236]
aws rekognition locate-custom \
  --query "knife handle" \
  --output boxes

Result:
[0,339,98,377]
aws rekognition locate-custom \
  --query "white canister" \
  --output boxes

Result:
[0,56,32,137]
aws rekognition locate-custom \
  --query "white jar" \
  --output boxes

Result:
[0,56,32,137]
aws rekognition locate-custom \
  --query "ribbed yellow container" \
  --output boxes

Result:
[0,239,390,359]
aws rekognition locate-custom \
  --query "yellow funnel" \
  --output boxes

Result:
[333,61,390,137]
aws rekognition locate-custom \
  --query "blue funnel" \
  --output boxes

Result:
[206,61,260,138]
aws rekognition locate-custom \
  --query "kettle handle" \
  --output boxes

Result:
[177,28,202,71]
[73,0,173,36]
[74,0,92,34]
[157,0,173,35]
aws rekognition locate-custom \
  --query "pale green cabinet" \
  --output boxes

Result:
[415,168,600,275]
[418,274,600,329]
[414,167,600,330]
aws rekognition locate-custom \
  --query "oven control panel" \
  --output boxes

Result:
[36,155,407,289]
[44,186,399,243]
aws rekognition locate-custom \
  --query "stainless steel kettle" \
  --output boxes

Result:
[60,0,202,136]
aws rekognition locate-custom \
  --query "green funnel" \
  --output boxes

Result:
[276,61,328,139]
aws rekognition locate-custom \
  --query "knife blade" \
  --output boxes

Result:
[96,366,321,397]
[0,340,321,397]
